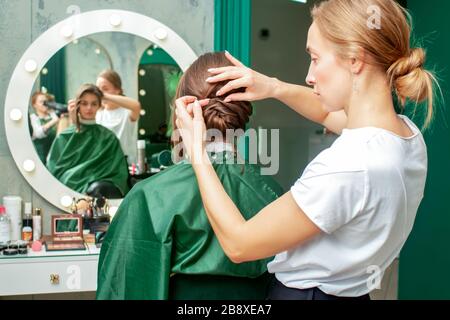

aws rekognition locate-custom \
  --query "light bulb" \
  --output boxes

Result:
[60,195,73,208]
[23,160,35,172]
[109,14,122,27]
[9,109,23,121]
[60,25,74,38]
[24,59,37,73]
[154,28,168,40]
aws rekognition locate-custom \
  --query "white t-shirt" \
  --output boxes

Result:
[29,112,58,140]
[267,115,427,297]
[96,107,137,164]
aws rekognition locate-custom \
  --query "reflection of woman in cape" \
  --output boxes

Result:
[96,53,284,300]
[46,84,129,196]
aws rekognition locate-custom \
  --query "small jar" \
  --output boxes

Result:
[3,248,18,256]
[7,240,18,250]
[17,240,28,254]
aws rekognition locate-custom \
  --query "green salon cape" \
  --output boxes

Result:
[46,124,129,195]
[96,152,284,300]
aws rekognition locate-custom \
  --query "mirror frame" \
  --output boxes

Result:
[4,9,197,212]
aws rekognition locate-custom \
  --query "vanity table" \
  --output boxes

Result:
[0,244,99,296]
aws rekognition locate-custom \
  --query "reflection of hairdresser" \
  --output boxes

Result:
[95,70,142,164]
[97,52,284,300]
[29,91,60,165]
[47,84,129,198]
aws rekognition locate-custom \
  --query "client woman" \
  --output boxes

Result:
[46,84,129,198]
[96,52,283,300]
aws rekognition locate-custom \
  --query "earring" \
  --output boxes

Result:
[352,78,359,94]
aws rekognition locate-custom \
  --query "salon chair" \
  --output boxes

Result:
[86,181,124,199]
[168,272,272,300]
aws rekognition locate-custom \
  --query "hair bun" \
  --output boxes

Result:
[387,47,433,114]
[202,97,252,136]
[388,48,425,80]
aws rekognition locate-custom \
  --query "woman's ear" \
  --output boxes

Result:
[350,48,366,75]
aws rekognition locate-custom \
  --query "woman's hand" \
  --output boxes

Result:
[101,92,141,121]
[67,99,77,124]
[174,96,210,165]
[206,51,279,102]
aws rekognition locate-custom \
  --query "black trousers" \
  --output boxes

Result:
[266,277,371,300]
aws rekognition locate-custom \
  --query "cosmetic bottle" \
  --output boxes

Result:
[137,140,146,174]
[3,196,22,241]
[22,202,33,241]
[33,208,42,241]
[0,206,11,243]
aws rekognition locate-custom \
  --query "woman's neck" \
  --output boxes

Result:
[346,72,399,130]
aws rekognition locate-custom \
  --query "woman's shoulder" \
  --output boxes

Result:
[305,138,366,179]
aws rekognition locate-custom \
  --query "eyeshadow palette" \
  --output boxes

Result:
[45,242,86,251]
[45,214,86,251]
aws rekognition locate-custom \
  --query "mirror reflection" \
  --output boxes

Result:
[27,33,181,199]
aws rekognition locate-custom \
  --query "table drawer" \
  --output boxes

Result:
[0,256,98,296]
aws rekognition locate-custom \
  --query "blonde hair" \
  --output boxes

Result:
[311,0,440,128]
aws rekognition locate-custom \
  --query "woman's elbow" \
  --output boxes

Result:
[227,250,246,264]
[135,101,142,112]
[225,244,251,264]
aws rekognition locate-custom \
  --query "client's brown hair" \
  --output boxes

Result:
[173,52,252,143]
[75,84,103,132]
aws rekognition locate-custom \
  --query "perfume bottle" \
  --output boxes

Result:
[32,208,42,241]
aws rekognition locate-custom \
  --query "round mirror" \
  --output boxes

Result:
[4,9,197,212]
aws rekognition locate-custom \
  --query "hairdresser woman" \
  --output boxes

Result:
[175,0,438,300]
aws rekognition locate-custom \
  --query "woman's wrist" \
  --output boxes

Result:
[271,77,284,100]
[102,92,111,102]
[192,149,211,168]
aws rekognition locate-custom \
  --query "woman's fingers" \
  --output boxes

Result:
[175,95,198,107]
[224,92,249,103]
[68,99,76,110]
[224,51,245,67]
[217,78,250,97]
[206,69,244,84]
[207,66,236,75]
[193,100,204,121]
[175,101,191,122]
[185,98,209,116]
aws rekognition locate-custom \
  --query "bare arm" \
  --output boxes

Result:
[272,79,348,135]
[103,93,142,122]
[42,116,59,132]
[207,51,347,135]
[174,98,322,263]
[195,163,321,263]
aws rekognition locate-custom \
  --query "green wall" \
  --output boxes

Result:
[399,0,450,299]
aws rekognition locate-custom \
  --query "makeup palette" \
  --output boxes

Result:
[45,214,86,251]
